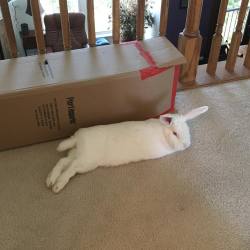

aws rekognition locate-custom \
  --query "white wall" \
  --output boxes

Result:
[10,0,34,31]
[8,0,35,57]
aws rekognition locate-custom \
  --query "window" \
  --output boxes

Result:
[39,0,79,30]
[40,0,79,15]
[39,0,157,38]
[40,0,112,35]
[94,0,112,34]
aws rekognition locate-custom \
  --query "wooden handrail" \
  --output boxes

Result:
[225,0,249,72]
[159,0,169,36]
[207,0,228,75]
[31,0,46,54]
[136,0,145,40]
[59,0,71,51]
[178,0,203,83]
[112,0,120,44]
[0,0,17,58]
[87,0,96,47]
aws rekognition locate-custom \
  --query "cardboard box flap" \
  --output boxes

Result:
[0,37,185,95]
[139,37,186,67]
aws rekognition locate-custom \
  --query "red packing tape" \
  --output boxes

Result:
[122,41,169,80]
[148,65,180,118]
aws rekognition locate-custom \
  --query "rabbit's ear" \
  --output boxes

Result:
[159,114,175,125]
[160,116,172,125]
[184,106,208,121]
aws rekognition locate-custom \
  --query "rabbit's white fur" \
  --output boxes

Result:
[46,106,208,193]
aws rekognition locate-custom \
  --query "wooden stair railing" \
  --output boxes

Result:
[178,0,250,89]
[207,0,229,75]
[136,0,146,40]
[0,0,170,56]
[59,0,71,51]
[87,0,96,47]
[31,0,46,54]
[225,0,249,72]
[2,0,250,89]
[178,0,204,84]
[159,0,169,36]
[112,0,120,44]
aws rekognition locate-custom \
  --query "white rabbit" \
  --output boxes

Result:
[46,106,208,193]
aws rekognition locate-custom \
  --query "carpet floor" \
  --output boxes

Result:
[0,80,250,250]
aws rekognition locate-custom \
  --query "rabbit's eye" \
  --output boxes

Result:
[173,131,178,137]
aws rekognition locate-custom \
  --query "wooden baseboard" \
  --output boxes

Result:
[178,57,250,90]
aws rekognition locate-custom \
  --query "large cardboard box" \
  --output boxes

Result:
[0,37,185,150]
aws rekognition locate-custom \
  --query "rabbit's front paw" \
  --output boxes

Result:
[52,180,66,193]
[46,171,57,188]
[51,160,79,193]
[46,158,72,188]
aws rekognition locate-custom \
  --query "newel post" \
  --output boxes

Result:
[178,0,203,84]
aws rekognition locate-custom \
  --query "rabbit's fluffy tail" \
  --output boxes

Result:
[57,136,76,152]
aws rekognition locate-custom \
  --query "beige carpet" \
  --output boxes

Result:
[0,80,250,250]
